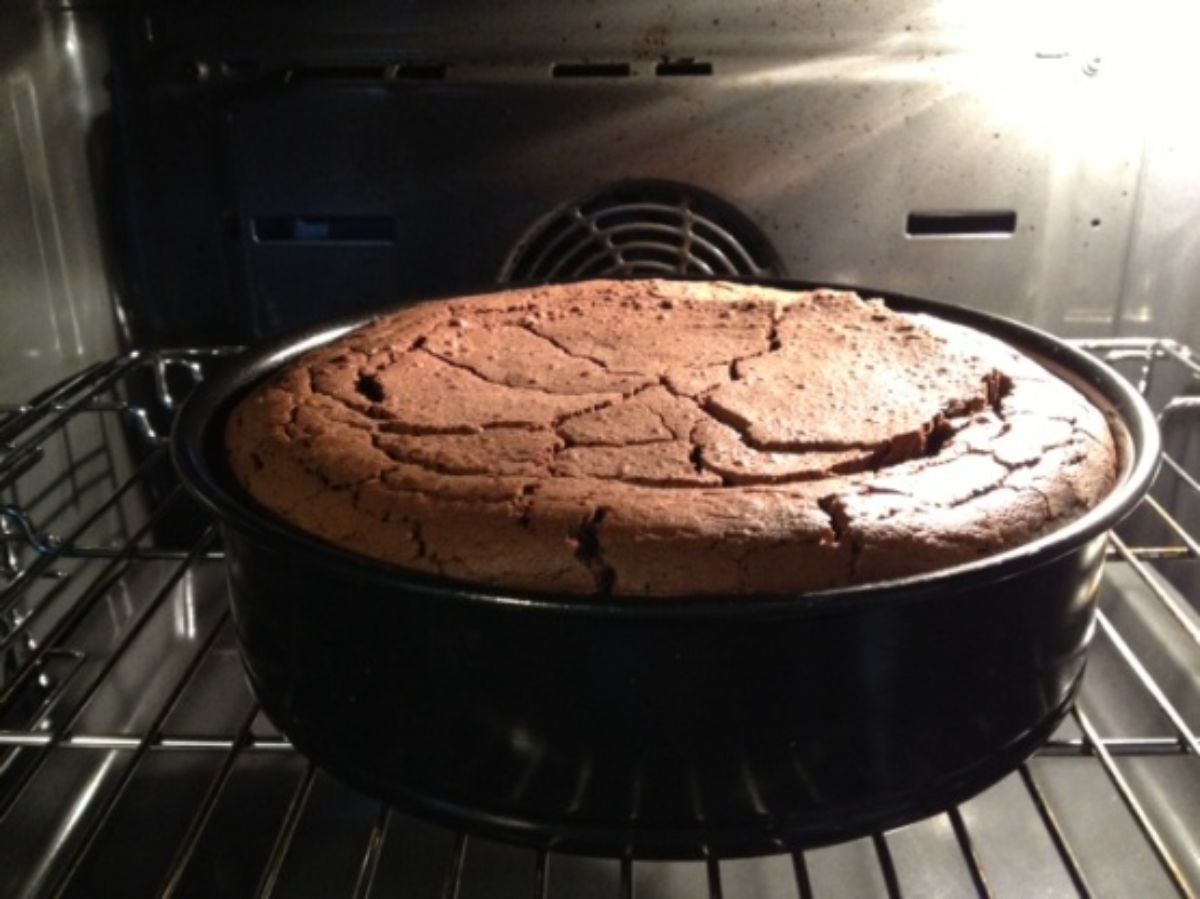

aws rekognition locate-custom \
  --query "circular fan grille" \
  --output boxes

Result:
[501,181,780,283]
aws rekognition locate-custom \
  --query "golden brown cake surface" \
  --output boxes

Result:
[225,279,1118,596]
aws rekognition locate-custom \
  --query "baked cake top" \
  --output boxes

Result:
[226,279,1117,596]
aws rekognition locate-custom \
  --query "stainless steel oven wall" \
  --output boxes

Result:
[0,0,119,399]
[0,1,154,582]
[118,0,1200,347]
[1118,105,1200,345]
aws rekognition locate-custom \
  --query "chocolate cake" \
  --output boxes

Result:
[225,279,1118,596]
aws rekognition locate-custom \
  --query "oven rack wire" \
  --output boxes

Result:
[0,340,1195,898]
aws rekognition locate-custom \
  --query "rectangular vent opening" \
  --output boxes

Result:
[907,211,1018,237]
[253,215,396,244]
[552,62,632,79]
[391,62,447,80]
[291,64,389,82]
[655,59,713,77]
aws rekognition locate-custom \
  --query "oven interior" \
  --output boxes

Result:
[2,1,1199,896]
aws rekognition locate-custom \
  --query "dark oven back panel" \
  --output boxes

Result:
[108,1,1194,347]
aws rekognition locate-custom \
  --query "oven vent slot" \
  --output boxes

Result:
[501,181,780,282]
[551,62,632,79]
[655,59,713,77]
[907,210,1018,237]
[389,61,447,80]
[289,64,390,83]
[253,215,396,244]
[286,62,446,83]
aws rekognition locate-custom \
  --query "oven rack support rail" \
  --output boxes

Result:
[0,339,1195,898]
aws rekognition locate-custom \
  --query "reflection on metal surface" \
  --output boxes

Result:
[16,749,124,897]
[565,756,592,815]
[0,3,116,401]
[505,726,546,804]
[8,75,75,359]
[174,570,197,641]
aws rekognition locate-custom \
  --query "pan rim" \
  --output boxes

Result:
[170,275,1161,619]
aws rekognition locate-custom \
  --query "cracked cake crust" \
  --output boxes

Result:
[225,279,1118,597]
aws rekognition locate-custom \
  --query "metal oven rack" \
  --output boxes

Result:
[0,340,1197,899]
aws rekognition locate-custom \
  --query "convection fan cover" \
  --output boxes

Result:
[501,181,781,283]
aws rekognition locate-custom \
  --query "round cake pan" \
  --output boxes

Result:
[172,279,1160,858]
